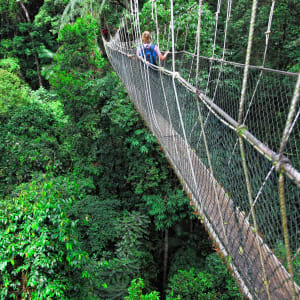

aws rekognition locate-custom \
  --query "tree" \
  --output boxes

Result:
[72,196,121,256]
[0,63,29,115]
[0,0,66,88]
[0,84,69,197]
[215,0,300,70]
[94,211,156,299]
[143,189,193,294]
[49,15,108,156]
[0,174,88,299]
[125,278,160,300]
[17,0,43,87]
[166,254,242,300]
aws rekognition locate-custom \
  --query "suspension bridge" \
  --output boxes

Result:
[104,0,300,299]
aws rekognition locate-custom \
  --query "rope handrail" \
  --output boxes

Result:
[170,51,299,77]
[106,43,300,188]
[111,40,299,77]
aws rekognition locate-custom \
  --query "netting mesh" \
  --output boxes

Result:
[105,6,300,298]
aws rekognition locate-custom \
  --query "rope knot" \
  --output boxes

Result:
[172,71,179,79]
[196,89,205,97]
[236,124,247,137]
[275,154,291,172]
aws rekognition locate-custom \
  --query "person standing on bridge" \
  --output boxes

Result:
[137,31,169,66]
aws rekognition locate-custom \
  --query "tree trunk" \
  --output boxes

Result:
[19,0,31,22]
[19,0,43,87]
[190,218,193,233]
[163,228,168,294]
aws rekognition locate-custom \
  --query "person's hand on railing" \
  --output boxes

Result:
[160,51,169,62]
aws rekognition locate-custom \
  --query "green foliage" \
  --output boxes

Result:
[167,220,217,280]
[168,248,205,280]
[30,87,67,121]
[144,189,191,230]
[0,57,20,73]
[72,196,121,256]
[275,240,300,285]
[125,278,160,300]
[0,39,13,57]
[205,253,242,299]
[34,0,69,36]
[0,68,29,114]
[59,0,104,31]
[115,211,151,266]
[223,0,300,70]
[9,20,44,88]
[0,174,87,299]
[55,15,104,73]
[49,15,108,155]
[97,84,179,210]
[167,268,216,300]
[270,0,300,70]
[0,0,66,88]
[166,253,242,299]
[0,90,70,197]
[95,212,156,299]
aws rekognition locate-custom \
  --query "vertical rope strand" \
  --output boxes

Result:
[228,0,275,165]
[194,0,228,245]
[195,0,202,89]
[179,22,190,70]
[238,0,258,124]
[278,72,300,155]
[155,0,180,158]
[170,0,201,212]
[279,172,296,300]
[195,0,232,149]
[239,136,271,299]
[237,0,271,298]
[205,0,222,95]
[170,0,175,73]
[209,0,232,101]
[187,0,203,141]
[242,0,275,123]
[196,95,229,245]
[154,0,160,49]
[277,71,300,300]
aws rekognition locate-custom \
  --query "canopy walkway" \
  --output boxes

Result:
[105,1,300,299]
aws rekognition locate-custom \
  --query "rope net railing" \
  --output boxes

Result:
[104,1,299,299]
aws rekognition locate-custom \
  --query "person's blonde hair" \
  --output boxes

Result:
[142,31,151,43]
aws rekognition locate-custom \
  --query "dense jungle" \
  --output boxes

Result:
[0,0,299,299]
